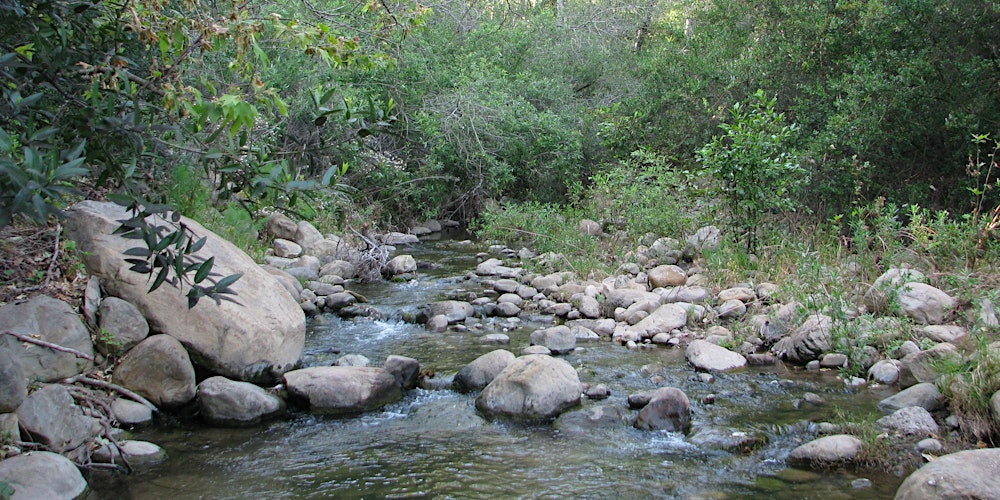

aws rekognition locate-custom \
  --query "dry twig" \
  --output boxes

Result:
[2,330,94,361]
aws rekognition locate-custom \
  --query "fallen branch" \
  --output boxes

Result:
[2,330,94,361]
[62,375,159,413]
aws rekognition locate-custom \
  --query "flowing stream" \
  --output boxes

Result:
[86,233,907,499]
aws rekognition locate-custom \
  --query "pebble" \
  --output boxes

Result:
[851,478,872,489]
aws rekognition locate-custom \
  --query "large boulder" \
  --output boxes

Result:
[197,376,285,426]
[895,448,1000,499]
[283,366,402,415]
[113,334,197,408]
[878,406,939,436]
[0,451,88,499]
[898,343,961,387]
[686,340,747,372]
[475,355,582,421]
[453,350,517,393]
[0,295,93,382]
[633,387,691,433]
[64,200,305,383]
[16,384,102,456]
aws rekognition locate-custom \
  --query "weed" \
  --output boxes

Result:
[937,332,1000,443]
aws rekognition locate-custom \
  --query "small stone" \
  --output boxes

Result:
[482,333,510,344]
[521,345,551,355]
[851,478,872,489]
[584,384,611,400]
[916,438,943,454]
[806,360,820,371]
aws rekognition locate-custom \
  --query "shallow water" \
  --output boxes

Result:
[86,235,906,499]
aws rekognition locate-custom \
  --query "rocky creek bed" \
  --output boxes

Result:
[1,201,999,499]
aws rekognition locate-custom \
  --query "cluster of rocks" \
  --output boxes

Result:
[406,221,997,497]
[259,213,458,317]
[0,201,439,497]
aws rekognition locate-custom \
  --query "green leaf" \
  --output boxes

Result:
[213,272,242,291]
[148,265,170,293]
[194,257,214,283]
[0,127,10,153]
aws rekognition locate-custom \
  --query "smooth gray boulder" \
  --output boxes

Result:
[686,340,747,372]
[529,325,577,355]
[16,384,102,456]
[633,387,691,433]
[64,200,305,383]
[453,350,517,393]
[897,282,954,324]
[878,383,944,413]
[113,334,197,408]
[97,296,149,354]
[475,355,582,421]
[111,397,153,426]
[787,434,863,467]
[627,303,688,339]
[868,359,902,385]
[283,366,402,415]
[0,295,94,382]
[0,349,25,413]
[0,451,87,499]
[864,267,927,314]
[197,376,284,426]
[895,448,1000,499]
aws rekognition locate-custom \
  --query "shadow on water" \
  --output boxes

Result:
[86,235,907,499]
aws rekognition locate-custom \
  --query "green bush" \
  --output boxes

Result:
[697,90,806,251]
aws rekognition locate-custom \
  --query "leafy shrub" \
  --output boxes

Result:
[697,90,805,251]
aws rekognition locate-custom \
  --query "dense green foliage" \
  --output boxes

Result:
[3,0,999,251]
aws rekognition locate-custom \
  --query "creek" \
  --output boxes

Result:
[86,232,906,499]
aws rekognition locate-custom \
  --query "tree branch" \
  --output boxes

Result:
[1,330,94,361]
[62,375,159,413]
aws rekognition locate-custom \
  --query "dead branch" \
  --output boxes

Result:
[2,330,94,361]
[62,375,159,414]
